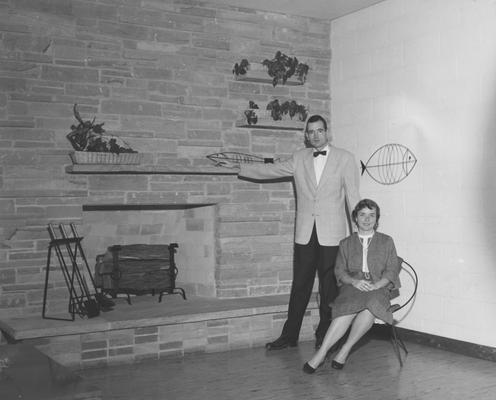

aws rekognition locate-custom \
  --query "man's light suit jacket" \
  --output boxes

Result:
[239,145,360,246]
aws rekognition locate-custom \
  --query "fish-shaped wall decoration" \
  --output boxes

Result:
[207,152,279,166]
[361,144,417,185]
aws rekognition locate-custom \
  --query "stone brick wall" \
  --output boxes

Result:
[0,0,331,318]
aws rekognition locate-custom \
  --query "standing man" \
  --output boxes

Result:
[219,114,360,350]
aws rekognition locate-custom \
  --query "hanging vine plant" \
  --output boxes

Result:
[266,99,308,121]
[232,52,309,87]
[241,99,308,126]
[244,100,259,125]
[262,51,309,87]
[232,59,250,76]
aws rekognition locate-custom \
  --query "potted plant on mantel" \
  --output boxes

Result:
[66,104,142,165]
[233,51,309,87]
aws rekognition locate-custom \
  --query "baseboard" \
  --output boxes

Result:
[370,324,496,362]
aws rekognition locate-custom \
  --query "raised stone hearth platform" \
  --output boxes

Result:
[0,294,319,369]
[0,344,102,400]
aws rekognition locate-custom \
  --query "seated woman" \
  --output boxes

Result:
[303,198,400,373]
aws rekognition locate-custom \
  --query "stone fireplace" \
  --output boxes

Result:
[0,156,300,320]
[0,0,331,322]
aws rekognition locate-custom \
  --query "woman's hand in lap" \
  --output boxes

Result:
[352,279,374,292]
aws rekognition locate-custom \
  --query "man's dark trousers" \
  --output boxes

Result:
[281,225,339,343]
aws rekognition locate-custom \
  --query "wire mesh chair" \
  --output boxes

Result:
[388,257,419,366]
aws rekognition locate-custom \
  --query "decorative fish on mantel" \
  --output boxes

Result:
[207,152,279,166]
[361,144,417,185]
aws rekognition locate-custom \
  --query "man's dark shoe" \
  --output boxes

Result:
[265,336,297,350]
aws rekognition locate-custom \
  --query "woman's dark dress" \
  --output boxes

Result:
[331,232,400,324]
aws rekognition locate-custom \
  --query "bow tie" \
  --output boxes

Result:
[313,150,327,157]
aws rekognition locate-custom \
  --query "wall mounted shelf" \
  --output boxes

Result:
[235,109,306,131]
[233,62,305,86]
[233,54,308,87]
[66,165,238,175]
[234,70,304,86]
[235,121,304,131]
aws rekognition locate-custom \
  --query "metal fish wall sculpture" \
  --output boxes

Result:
[361,144,417,185]
[207,152,279,166]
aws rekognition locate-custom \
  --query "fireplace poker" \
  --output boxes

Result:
[45,224,87,319]
[58,224,100,318]
[67,223,115,310]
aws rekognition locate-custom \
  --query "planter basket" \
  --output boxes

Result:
[70,151,143,165]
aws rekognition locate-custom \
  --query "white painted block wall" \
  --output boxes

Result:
[331,0,496,347]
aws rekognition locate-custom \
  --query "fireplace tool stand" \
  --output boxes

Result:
[42,223,114,321]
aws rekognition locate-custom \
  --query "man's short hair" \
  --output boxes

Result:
[305,114,327,132]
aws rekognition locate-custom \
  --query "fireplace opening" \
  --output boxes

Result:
[80,203,217,298]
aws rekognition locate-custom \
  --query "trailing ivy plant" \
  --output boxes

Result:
[266,99,308,122]
[233,52,309,87]
[232,59,250,76]
[295,63,309,84]
[262,51,309,87]
[244,100,259,125]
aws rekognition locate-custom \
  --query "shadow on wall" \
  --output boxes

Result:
[481,84,496,257]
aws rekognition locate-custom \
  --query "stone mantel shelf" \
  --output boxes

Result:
[66,164,238,175]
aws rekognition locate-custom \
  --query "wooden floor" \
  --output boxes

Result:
[80,338,496,400]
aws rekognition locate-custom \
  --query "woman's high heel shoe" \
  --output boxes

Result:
[303,356,327,374]
[331,360,345,370]
[303,362,317,374]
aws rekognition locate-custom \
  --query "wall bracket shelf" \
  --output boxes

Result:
[235,121,303,131]
[234,72,303,86]
[66,165,238,175]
